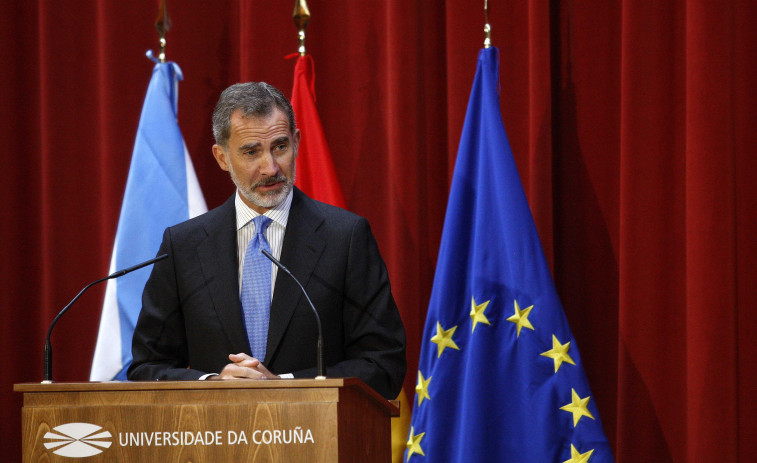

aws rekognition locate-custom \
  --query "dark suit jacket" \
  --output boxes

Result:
[128,188,406,399]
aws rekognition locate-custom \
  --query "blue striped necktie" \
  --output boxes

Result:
[241,215,273,360]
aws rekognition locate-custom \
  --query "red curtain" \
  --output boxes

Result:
[1,1,754,461]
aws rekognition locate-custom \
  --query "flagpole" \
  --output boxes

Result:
[155,0,171,63]
[293,0,311,56]
[484,0,492,48]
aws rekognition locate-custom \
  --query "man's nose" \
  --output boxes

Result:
[259,151,280,176]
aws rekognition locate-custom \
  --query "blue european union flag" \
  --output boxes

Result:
[90,58,206,381]
[406,47,614,462]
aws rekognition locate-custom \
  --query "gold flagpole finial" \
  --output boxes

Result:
[483,0,492,48]
[155,0,172,63]
[293,0,311,56]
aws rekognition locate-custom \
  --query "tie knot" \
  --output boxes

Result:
[252,215,272,236]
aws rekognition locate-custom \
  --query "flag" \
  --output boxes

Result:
[90,58,207,381]
[291,54,347,208]
[406,47,614,462]
[290,54,414,463]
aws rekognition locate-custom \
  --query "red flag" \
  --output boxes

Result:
[292,55,410,463]
[291,55,347,209]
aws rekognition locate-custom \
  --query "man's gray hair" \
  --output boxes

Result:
[212,82,296,147]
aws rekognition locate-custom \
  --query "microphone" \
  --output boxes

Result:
[42,253,169,383]
[261,249,325,379]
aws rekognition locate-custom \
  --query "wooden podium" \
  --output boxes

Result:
[15,378,399,462]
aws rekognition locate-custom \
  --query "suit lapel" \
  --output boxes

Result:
[197,195,251,354]
[265,188,326,363]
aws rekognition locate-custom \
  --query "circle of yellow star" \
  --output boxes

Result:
[506,299,534,337]
[560,388,595,427]
[415,370,432,406]
[540,334,576,373]
[430,322,460,358]
[470,297,491,332]
[563,444,594,463]
[406,426,425,461]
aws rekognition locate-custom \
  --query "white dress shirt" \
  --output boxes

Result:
[235,188,292,294]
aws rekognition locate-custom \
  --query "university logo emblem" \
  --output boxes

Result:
[43,423,112,458]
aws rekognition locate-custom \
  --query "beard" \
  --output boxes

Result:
[229,161,296,210]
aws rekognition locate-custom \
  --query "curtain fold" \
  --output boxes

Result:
[617,2,689,460]
[1,1,754,461]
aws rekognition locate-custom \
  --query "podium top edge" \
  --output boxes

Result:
[14,377,358,392]
[15,377,400,416]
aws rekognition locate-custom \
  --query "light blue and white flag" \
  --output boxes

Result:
[90,57,207,381]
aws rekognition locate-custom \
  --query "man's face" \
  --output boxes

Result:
[212,108,300,214]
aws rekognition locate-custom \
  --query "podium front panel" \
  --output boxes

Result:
[16,379,395,462]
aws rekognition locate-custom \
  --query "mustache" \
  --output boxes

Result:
[252,175,289,188]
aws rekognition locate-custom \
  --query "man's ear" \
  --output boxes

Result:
[212,144,230,171]
[293,128,301,158]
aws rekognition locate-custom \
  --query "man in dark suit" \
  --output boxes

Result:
[128,82,406,400]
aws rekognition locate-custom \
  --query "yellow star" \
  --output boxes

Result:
[506,299,534,337]
[415,370,432,406]
[560,388,595,427]
[540,334,576,373]
[430,322,460,358]
[406,426,425,461]
[470,297,491,332]
[563,444,594,463]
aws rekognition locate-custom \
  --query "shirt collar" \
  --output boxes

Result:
[234,188,293,231]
